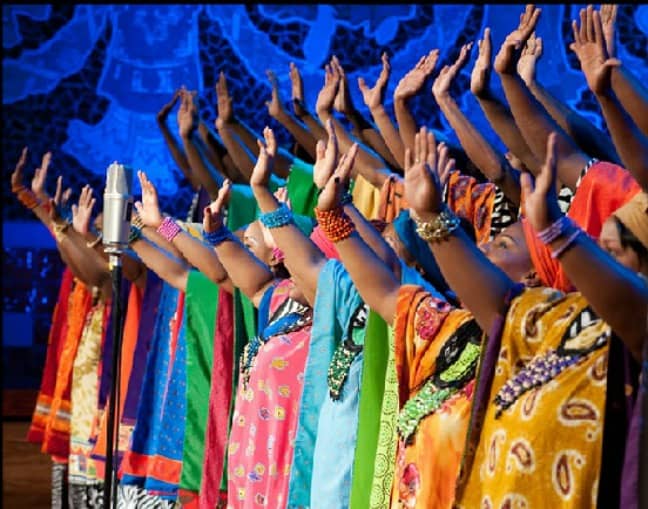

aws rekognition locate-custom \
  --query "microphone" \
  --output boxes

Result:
[102,162,134,253]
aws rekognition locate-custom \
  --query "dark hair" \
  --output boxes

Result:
[614,216,648,264]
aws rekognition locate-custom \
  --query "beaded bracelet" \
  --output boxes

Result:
[413,207,461,243]
[16,188,41,210]
[202,226,234,246]
[128,224,143,244]
[86,233,103,249]
[259,203,293,229]
[131,212,145,230]
[11,183,26,194]
[156,216,182,242]
[551,228,581,259]
[314,206,356,243]
[537,215,573,244]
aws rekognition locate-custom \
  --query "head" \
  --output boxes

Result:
[599,216,648,277]
[244,220,275,266]
[480,221,540,286]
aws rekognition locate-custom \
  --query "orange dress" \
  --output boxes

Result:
[391,285,482,508]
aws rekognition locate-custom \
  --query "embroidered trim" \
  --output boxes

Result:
[493,349,581,418]
[397,321,482,444]
[327,303,367,401]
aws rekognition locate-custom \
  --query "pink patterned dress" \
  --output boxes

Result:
[227,280,313,509]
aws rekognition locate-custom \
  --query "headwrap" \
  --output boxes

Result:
[310,225,340,260]
[613,191,648,250]
[523,161,641,291]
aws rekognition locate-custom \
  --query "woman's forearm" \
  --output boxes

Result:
[437,94,521,205]
[368,105,406,169]
[130,237,189,292]
[611,66,648,137]
[181,131,224,200]
[394,98,419,152]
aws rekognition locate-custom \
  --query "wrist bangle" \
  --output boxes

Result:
[259,203,293,229]
[156,216,181,242]
[131,213,145,230]
[413,207,461,243]
[202,226,234,246]
[537,216,573,245]
[315,206,356,243]
[128,224,143,244]
[86,233,103,249]
[551,228,582,259]
[17,188,41,210]
[52,221,70,242]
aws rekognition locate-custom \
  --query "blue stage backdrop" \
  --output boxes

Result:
[3,4,648,390]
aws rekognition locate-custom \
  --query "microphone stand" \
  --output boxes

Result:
[103,247,126,509]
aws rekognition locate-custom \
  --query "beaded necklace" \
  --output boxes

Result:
[327,303,368,400]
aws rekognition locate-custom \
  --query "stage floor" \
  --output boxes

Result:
[3,420,51,509]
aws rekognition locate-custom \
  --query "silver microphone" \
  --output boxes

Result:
[102,162,134,253]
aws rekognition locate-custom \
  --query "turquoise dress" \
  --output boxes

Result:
[288,259,442,508]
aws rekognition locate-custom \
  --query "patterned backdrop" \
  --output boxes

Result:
[3,4,648,389]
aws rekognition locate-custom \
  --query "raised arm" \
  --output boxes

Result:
[314,143,401,324]
[471,27,541,175]
[134,170,234,293]
[203,181,275,307]
[316,62,392,188]
[358,52,406,169]
[570,6,648,192]
[265,69,318,160]
[156,90,199,190]
[249,127,326,305]
[521,132,648,359]
[289,62,327,142]
[598,4,648,137]
[197,122,247,184]
[518,32,620,164]
[330,56,400,169]
[494,5,590,190]
[393,50,440,152]
[405,127,516,333]
[178,90,225,199]
[433,42,521,205]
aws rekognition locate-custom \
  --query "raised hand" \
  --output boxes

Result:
[358,52,391,110]
[394,49,440,101]
[316,62,341,117]
[177,88,199,138]
[403,126,442,221]
[517,33,543,85]
[52,175,72,209]
[157,90,181,124]
[600,4,618,58]
[72,184,96,235]
[215,71,234,124]
[471,27,493,98]
[312,119,339,190]
[331,56,354,116]
[134,171,164,228]
[289,62,307,117]
[31,151,52,201]
[11,147,28,191]
[435,141,456,190]
[317,143,358,211]
[250,127,277,189]
[265,70,286,120]
[203,179,231,233]
[432,42,473,100]
[274,187,291,209]
[494,4,542,75]
[570,5,621,96]
[520,132,562,231]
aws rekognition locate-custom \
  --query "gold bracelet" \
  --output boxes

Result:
[131,212,144,230]
[413,207,461,242]
[86,233,103,249]
[52,221,70,242]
